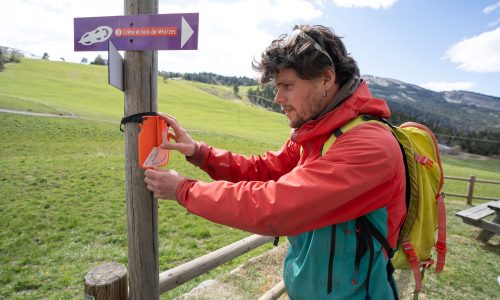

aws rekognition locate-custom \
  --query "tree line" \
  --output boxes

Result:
[159,71,258,86]
[389,108,500,156]
[246,84,281,112]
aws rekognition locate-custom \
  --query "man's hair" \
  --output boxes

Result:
[253,25,359,86]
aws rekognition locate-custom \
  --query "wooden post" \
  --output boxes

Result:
[257,280,286,300]
[124,0,159,299]
[466,175,476,205]
[84,263,127,299]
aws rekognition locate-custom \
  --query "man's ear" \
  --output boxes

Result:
[322,67,336,89]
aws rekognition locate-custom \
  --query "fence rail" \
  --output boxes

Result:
[159,235,273,294]
[444,175,500,204]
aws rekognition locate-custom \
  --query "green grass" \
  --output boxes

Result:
[0,114,276,299]
[0,59,499,299]
[442,156,500,202]
[414,200,500,300]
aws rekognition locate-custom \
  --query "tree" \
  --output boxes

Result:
[0,49,4,72]
[9,52,21,63]
[233,85,240,97]
[91,54,106,65]
[247,84,280,112]
[42,52,49,60]
[81,57,88,64]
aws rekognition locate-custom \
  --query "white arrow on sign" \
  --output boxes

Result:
[181,16,194,48]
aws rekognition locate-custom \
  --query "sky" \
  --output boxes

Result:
[1,0,500,97]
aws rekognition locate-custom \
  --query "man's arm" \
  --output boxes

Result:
[176,124,406,237]
[187,140,301,182]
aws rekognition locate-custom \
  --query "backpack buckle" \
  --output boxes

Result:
[402,241,418,260]
[435,241,447,254]
[419,258,434,269]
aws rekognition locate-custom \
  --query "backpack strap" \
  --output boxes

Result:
[435,193,447,273]
[327,225,337,294]
[358,216,399,300]
[355,217,376,300]
[401,239,423,292]
[320,115,386,156]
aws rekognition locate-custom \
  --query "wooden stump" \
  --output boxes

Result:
[84,262,128,300]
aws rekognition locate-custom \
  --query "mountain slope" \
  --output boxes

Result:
[363,75,500,132]
[362,75,500,155]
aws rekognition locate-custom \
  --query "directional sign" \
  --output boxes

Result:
[74,13,198,51]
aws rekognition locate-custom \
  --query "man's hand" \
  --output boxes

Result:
[144,167,185,200]
[159,113,196,157]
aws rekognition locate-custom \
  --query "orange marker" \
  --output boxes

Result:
[138,116,170,169]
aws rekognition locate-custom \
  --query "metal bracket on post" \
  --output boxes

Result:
[108,41,124,91]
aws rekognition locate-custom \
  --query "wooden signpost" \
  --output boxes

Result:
[123,1,159,298]
[74,1,198,299]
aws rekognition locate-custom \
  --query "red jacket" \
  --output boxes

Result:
[176,81,406,247]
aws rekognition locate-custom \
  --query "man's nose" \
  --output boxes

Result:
[274,90,285,104]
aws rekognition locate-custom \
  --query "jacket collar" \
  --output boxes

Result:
[291,79,391,145]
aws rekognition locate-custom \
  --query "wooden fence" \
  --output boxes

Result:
[84,235,280,299]
[444,175,500,205]
[84,175,499,299]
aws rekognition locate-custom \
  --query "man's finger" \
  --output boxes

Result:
[144,177,154,186]
[144,170,159,181]
[168,132,178,142]
[159,113,181,132]
[160,141,184,152]
[144,169,153,176]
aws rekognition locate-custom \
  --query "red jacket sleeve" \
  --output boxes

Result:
[186,139,301,182]
[177,124,406,237]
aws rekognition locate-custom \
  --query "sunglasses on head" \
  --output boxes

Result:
[289,29,334,67]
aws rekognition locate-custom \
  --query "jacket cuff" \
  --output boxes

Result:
[186,141,209,167]
[176,179,197,207]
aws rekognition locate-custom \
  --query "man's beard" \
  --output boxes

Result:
[287,94,326,129]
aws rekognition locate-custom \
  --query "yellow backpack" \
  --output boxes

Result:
[324,115,447,295]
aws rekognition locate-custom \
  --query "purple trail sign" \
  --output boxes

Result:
[74,13,198,51]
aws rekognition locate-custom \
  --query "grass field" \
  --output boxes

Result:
[0,59,499,299]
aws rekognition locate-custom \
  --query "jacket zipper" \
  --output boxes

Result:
[327,224,336,294]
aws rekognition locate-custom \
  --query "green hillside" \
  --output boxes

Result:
[0,58,289,145]
[0,59,499,299]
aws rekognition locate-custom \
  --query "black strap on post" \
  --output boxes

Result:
[120,112,158,132]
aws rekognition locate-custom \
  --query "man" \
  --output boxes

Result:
[145,25,406,299]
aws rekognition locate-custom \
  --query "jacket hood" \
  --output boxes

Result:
[292,80,391,145]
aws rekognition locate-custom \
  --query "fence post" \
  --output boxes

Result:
[84,263,127,299]
[466,175,476,205]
